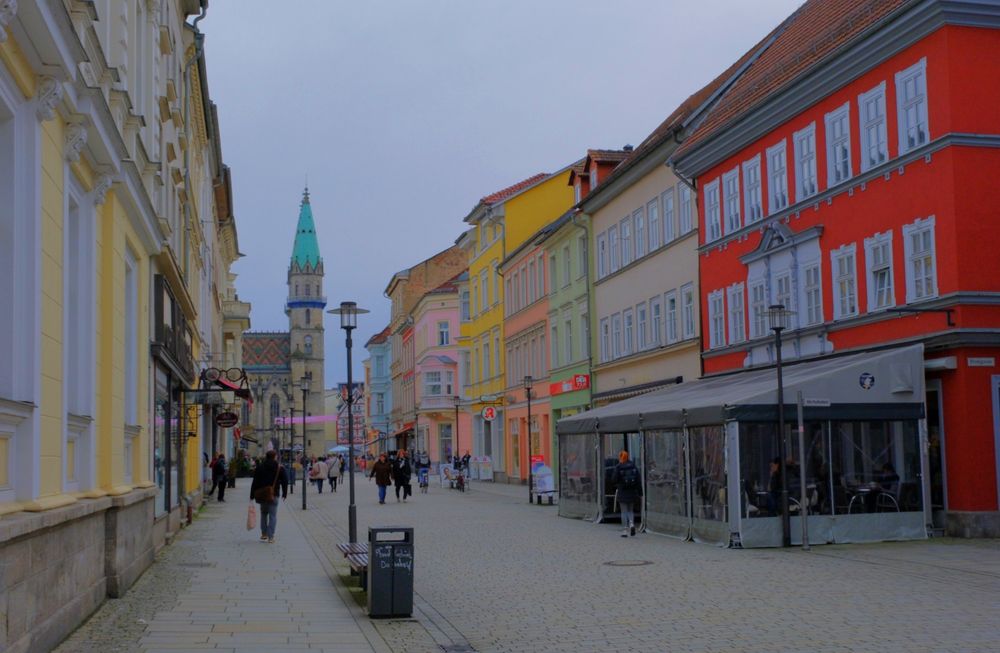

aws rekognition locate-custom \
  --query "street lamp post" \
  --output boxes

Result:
[523,375,533,505]
[301,377,309,510]
[767,304,793,547]
[329,301,369,544]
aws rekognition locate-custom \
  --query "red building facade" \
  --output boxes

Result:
[674,0,1000,537]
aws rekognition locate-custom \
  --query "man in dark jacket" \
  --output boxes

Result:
[392,449,413,502]
[369,453,393,504]
[611,451,642,537]
[212,454,227,502]
[249,450,288,543]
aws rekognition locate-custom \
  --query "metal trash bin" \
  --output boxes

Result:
[367,526,414,618]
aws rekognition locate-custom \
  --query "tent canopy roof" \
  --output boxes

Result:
[557,345,924,435]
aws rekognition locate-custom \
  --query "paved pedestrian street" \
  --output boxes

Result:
[55,475,1000,653]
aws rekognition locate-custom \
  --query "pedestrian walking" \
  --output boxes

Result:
[369,452,392,504]
[226,454,238,489]
[461,450,471,472]
[310,456,328,493]
[328,454,342,491]
[249,450,288,543]
[212,453,227,502]
[612,450,642,537]
[417,451,430,493]
[393,449,413,502]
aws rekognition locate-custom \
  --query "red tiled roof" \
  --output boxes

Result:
[587,149,630,164]
[480,173,549,205]
[365,325,392,347]
[675,0,907,160]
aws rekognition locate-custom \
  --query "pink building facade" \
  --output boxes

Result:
[414,273,472,466]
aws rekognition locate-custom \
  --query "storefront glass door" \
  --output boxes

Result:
[926,381,947,530]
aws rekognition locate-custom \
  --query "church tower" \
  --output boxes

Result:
[286,187,326,456]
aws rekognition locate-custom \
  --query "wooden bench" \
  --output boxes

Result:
[346,552,369,590]
[338,542,369,590]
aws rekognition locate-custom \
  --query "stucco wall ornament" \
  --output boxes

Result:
[65,122,88,163]
[0,1,17,44]
[92,174,114,205]
[35,76,63,121]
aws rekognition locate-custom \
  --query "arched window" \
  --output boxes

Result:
[270,394,281,425]
[305,309,311,324]
[295,283,299,295]
[304,335,313,355]
[315,284,320,296]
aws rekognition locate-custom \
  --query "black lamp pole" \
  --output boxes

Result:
[769,304,791,547]
[453,396,461,463]
[330,301,369,544]
[301,378,309,510]
[524,375,533,505]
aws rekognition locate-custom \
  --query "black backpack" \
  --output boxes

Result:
[619,464,639,490]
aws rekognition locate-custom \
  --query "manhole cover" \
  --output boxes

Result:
[603,559,654,567]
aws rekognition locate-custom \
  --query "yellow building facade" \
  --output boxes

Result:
[0,2,247,651]
[459,169,575,481]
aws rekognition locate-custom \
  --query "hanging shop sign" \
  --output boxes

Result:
[481,406,497,422]
[215,411,239,428]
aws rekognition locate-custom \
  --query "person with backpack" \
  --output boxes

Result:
[249,450,288,543]
[327,454,342,492]
[392,449,413,502]
[612,450,642,537]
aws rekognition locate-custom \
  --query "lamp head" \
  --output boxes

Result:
[328,301,370,330]
[523,375,533,391]
[767,304,792,332]
[301,377,310,393]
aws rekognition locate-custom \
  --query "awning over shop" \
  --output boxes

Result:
[557,345,924,434]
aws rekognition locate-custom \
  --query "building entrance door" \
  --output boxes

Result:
[926,381,947,531]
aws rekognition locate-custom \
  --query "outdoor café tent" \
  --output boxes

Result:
[556,345,929,547]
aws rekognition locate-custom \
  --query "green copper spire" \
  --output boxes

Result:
[291,187,322,269]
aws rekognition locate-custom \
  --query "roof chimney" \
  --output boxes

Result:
[623,144,634,152]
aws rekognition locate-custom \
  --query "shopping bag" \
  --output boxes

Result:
[246,503,257,531]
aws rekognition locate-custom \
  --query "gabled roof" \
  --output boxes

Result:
[463,173,549,223]
[674,0,907,162]
[365,325,392,348]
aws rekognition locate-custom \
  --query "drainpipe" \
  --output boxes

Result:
[570,209,592,407]
[180,3,207,520]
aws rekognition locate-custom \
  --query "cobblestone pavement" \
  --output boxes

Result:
[55,474,1000,653]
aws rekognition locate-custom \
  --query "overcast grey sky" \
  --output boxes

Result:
[204,0,803,387]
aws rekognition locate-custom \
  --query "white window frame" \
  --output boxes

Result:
[708,290,725,349]
[608,225,620,272]
[749,280,767,339]
[895,58,929,156]
[902,215,937,303]
[859,82,889,172]
[619,217,632,267]
[831,243,859,320]
[681,283,695,340]
[623,309,634,356]
[636,302,647,351]
[650,296,663,347]
[824,103,853,187]
[550,324,559,369]
[804,264,823,325]
[662,188,676,242]
[600,317,610,363]
[665,290,678,344]
[633,209,646,259]
[766,140,789,215]
[564,315,574,363]
[679,186,693,234]
[424,370,443,396]
[793,123,818,201]
[704,178,722,242]
[549,254,557,294]
[438,320,450,346]
[742,155,763,224]
[727,283,746,345]
[774,271,793,315]
[562,245,571,288]
[864,231,895,311]
[597,232,608,279]
[611,313,622,359]
[647,198,661,251]
[723,167,741,234]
